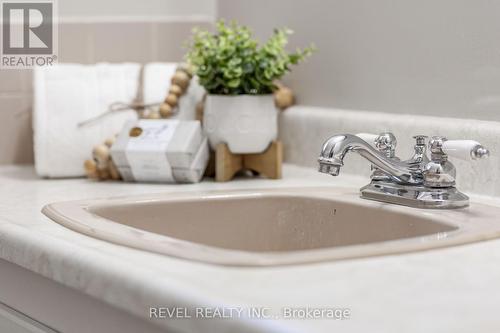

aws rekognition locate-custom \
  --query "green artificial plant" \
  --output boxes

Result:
[186,20,315,95]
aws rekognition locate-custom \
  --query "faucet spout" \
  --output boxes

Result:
[318,134,421,184]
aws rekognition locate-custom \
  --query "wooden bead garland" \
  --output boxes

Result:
[84,65,194,180]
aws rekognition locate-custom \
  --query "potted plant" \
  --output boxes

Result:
[186,20,314,153]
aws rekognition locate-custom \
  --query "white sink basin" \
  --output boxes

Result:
[42,187,500,266]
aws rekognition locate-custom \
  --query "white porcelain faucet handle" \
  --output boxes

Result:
[442,140,490,160]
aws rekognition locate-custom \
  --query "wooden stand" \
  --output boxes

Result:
[208,141,282,182]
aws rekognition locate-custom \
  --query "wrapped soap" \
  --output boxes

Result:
[110,119,208,183]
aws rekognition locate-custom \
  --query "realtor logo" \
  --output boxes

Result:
[1,0,57,68]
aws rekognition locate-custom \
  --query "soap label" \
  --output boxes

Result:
[125,119,179,182]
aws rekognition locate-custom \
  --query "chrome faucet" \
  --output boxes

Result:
[318,133,489,208]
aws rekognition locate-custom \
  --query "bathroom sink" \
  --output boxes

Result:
[42,187,500,266]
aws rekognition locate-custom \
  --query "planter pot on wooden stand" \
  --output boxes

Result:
[202,94,282,181]
[203,94,278,154]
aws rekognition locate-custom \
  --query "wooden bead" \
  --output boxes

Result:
[169,84,183,97]
[274,86,295,110]
[97,168,110,181]
[92,144,110,168]
[165,93,178,107]
[104,137,115,147]
[171,71,190,90]
[159,103,174,118]
[84,159,96,172]
[84,159,98,179]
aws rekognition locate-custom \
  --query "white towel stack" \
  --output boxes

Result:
[33,62,206,178]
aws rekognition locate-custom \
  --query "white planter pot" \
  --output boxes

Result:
[203,94,278,154]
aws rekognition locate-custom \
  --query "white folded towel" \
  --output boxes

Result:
[143,62,206,120]
[33,63,140,178]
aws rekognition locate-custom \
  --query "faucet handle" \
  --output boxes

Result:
[429,137,490,161]
[407,135,429,165]
[442,140,490,161]
[355,132,398,156]
[356,132,397,158]
[375,132,397,158]
[412,135,428,146]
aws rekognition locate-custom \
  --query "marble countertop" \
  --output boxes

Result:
[1,165,500,333]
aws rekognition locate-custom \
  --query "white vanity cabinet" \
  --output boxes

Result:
[0,259,168,333]
[0,303,56,333]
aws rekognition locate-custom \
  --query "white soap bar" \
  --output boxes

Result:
[110,119,207,183]
[126,120,178,182]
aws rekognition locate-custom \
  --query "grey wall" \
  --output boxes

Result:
[218,0,500,121]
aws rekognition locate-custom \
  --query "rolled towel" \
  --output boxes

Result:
[33,63,140,178]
